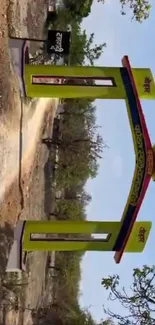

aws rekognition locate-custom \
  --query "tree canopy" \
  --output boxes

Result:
[64,0,93,20]
[98,0,151,23]
[101,265,155,325]
[42,5,107,325]
[54,99,104,189]
[62,0,152,23]
[67,22,106,65]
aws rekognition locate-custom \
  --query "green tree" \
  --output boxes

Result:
[98,0,151,23]
[84,32,106,65]
[61,187,91,205]
[53,101,104,187]
[62,99,96,116]
[55,150,99,187]
[65,305,96,325]
[64,0,93,20]
[61,101,97,136]
[55,135,103,159]
[47,7,73,29]
[101,265,155,324]
[70,23,106,65]
[55,198,86,220]
[54,133,103,185]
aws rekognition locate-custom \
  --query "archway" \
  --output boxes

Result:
[6,42,155,271]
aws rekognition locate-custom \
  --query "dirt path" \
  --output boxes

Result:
[0,98,58,205]
[0,1,59,324]
[0,102,58,325]
[0,0,58,226]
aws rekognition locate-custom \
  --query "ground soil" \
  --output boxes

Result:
[0,0,58,324]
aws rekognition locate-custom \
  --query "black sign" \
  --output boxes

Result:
[47,30,71,55]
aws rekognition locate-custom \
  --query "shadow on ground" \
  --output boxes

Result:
[0,222,13,273]
[44,149,56,217]
[27,1,47,55]
[32,306,63,325]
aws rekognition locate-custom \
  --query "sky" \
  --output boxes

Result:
[79,0,155,322]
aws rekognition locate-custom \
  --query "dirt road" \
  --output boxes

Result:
[0,98,58,205]
[0,0,59,324]
[0,98,58,325]
[0,0,58,226]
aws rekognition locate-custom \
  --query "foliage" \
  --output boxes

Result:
[50,0,151,23]
[34,22,105,66]
[47,7,73,30]
[55,134,103,179]
[0,272,28,315]
[100,320,115,325]
[98,0,151,23]
[84,32,106,65]
[55,198,87,221]
[101,265,155,324]
[68,22,106,65]
[52,98,105,190]
[50,252,84,325]
[63,0,93,20]
[41,5,106,325]
[65,305,97,325]
[45,6,106,66]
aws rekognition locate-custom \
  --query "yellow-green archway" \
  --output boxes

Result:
[6,49,155,272]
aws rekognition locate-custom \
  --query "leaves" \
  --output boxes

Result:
[69,23,106,65]
[100,320,115,325]
[84,32,106,65]
[101,275,120,290]
[119,0,151,22]
[50,0,152,24]
[101,266,155,325]
[98,0,151,22]
[54,99,105,188]
[64,0,93,20]
[55,198,87,221]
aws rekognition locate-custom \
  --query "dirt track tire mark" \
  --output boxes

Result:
[17,97,25,220]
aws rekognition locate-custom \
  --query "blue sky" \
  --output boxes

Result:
[80,0,155,322]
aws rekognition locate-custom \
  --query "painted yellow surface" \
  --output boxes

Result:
[132,68,155,99]
[23,62,154,257]
[22,220,152,253]
[24,65,127,99]
[24,64,155,100]
[22,220,121,252]
[115,97,145,230]
[125,221,152,252]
